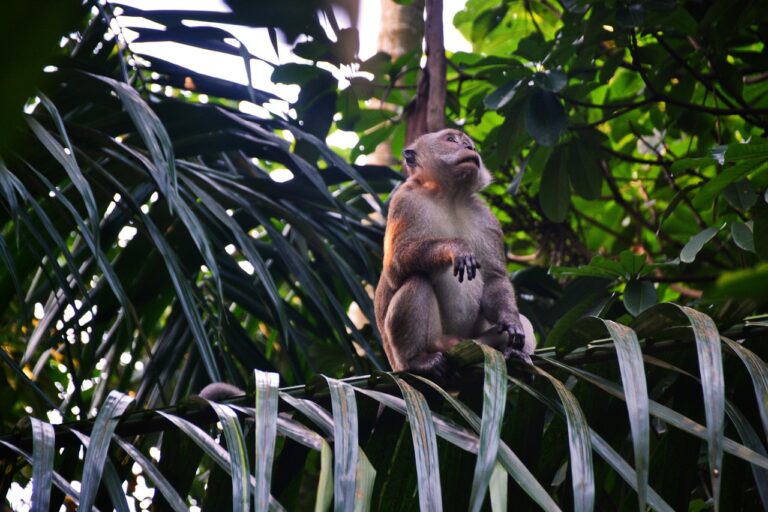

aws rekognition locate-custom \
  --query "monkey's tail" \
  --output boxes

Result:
[199,382,244,401]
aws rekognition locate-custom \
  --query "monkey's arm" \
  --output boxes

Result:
[476,208,525,349]
[392,237,479,282]
[386,191,478,282]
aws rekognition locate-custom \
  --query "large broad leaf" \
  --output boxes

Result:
[394,377,443,511]
[535,368,595,512]
[468,346,507,512]
[539,147,570,222]
[623,279,657,316]
[78,391,134,512]
[525,88,567,146]
[254,370,280,512]
[567,140,603,200]
[635,304,725,509]
[411,373,561,512]
[680,225,722,263]
[30,418,55,512]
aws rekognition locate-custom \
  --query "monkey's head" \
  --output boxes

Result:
[402,129,491,193]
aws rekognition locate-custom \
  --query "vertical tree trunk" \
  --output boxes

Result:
[405,0,446,146]
[368,0,425,166]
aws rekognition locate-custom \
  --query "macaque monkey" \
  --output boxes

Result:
[374,129,535,380]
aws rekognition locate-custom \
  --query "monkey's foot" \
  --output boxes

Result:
[503,345,531,363]
[408,352,455,387]
[497,320,525,350]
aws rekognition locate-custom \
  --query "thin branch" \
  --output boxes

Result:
[559,94,651,111]
[2,324,766,457]
[598,145,663,165]
[628,34,768,119]
[745,71,768,84]
[573,209,635,246]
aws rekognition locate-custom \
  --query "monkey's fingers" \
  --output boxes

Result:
[454,256,466,282]
[467,256,476,280]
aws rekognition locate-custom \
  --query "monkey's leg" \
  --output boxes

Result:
[476,314,536,364]
[384,275,450,379]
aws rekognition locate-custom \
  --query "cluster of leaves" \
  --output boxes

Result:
[0,0,400,441]
[2,0,768,510]
[341,0,768,329]
[3,305,768,511]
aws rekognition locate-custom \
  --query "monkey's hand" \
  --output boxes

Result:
[452,249,480,283]
[497,317,525,352]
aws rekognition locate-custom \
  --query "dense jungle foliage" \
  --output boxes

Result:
[1,0,768,510]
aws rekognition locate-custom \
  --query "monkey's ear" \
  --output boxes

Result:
[402,149,417,168]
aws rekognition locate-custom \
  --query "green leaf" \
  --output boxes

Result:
[158,409,286,510]
[619,250,648,277]
[642,354,768,510]
[623,280,657,316]
[113,436,188,512]
[721,338,768,445]
[30,418,55,512]
[525,88,567,146]
[394,377,442,511]
[254,370,280,512]
[489,462,507,512]
[554,256,627,279]
[714,263,768,300]
[680,225,722,263]
[91,167,222,381]
[355,451,376,512]
[516,32,549,62]
[75,429,131,512]
[484,80,521,110]
[567,141,603,200]
[539,147,570,222]
[723,179,758,211]
[325,378,362,512]
[410,374,561,511]
[642,304,725,505]
[601,320,650,511]
[205,401,251,512]
[716,141,768,164]
[471,6,507,41]
[691,160,765,209]
[513,371,673,511]
[0,441,84,508]
[30,96,100,242]
[468,346,508,512]
[539,356,766,508]
[79,390,134,512]
[316,441,334,512]
[533,70,567,92]
[535,368,594,512]
[731,221,755,252]
[617,4,645,27]
[87,71,177,202]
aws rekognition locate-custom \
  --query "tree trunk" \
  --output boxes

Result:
[368,0,425,166]
[405,0,446,145]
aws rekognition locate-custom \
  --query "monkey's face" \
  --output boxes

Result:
[442,130,481,172]
[404,129,491,192]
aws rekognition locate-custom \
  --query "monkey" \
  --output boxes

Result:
[198,382,245,401]
[374,129,535,381]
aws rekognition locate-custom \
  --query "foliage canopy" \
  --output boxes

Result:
[1,0,768,511]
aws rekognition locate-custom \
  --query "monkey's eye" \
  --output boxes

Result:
[446,135,456,143]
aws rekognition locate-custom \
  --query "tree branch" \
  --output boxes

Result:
[2,324,766,458]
